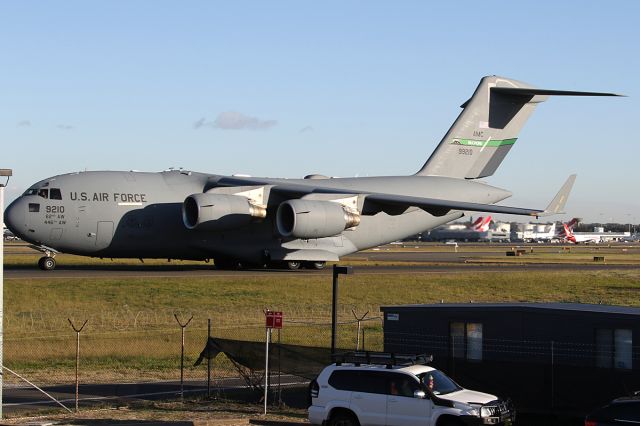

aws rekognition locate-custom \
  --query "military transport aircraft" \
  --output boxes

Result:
[4,76,620,270]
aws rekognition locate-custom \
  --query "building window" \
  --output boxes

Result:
[596,328,632,370]
[451,322,483,361]
[467,323,483,360]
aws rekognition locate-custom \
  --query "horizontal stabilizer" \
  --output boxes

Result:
[491,87,624,97]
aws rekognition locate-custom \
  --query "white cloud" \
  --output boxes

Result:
[17,120,31,127]
[299,125,314,133]
[57,124,74,130]
[194,111,277,131]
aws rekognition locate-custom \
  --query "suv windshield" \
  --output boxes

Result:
[417,370,462,395]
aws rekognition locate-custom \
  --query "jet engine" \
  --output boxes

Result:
[182,193,266,231]
[276,199,360,239]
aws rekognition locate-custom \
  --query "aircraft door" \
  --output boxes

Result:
[96,221,114,249]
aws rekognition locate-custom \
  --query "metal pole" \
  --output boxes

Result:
[207,318,211,398]
[174,314,193,402]
[331,266,353,355]
[264,327,270,415]
[76,330,80,410]
[277,328,281,406]
[0,169,10,419]
[331,267,338,354]
[68,319,87,412]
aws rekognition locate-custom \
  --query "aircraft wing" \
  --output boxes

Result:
[215,175,574,218]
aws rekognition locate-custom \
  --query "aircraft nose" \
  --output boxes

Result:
[4,198,26,238]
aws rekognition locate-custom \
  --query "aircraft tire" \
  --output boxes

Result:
[305,261,326,270]
[286,261,302,270]
[39,256,56,271]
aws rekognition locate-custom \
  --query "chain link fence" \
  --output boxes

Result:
[3,314,383,392]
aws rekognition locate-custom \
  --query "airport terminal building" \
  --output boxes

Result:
[381,302,639,413]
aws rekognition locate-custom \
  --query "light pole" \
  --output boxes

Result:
[0,168,13,419]
[331,265,353,355]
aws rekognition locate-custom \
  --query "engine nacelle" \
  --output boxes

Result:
[276,199,360,239]
[182,193,266,231]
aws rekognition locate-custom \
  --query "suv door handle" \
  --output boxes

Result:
[353,394,363,400]
[388,398,398,403]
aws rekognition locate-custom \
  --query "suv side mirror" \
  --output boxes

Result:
[414,390,426,399]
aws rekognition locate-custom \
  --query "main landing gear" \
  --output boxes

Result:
[214,258,326,271]
[284,261,326,270]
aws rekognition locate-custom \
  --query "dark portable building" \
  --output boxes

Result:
[381,302,639,414]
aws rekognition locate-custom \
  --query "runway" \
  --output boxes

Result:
[5,250,638,279]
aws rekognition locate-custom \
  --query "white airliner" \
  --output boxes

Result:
[561,220,630,244]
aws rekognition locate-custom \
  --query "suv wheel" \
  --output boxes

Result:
[329,411,359,426]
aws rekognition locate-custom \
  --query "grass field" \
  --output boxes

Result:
[3,242,640,385]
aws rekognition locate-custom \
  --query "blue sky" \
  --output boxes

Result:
[2,1,638,223]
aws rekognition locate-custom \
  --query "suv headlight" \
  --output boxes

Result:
[480,406,493,417]
[452,401,479,417]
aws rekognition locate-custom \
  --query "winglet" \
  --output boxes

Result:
[538,174,577,217]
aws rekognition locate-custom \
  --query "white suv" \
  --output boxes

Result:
[308,354,514,426]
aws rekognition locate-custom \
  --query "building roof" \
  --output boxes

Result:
[380,302,640,316]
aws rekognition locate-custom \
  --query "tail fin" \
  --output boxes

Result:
[416,76,621,179]
[471,216,483,230]
[478,215,492,232]
[483,216,492,231]
[563,223,577,243]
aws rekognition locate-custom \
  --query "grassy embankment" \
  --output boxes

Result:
[4,264,640,383]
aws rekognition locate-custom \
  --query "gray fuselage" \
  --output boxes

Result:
[5,170,511,264]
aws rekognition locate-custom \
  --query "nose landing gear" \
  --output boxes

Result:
[38,256,56,271]
[30,245,59,271]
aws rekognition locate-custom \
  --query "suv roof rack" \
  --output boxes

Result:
[331,351,433,368]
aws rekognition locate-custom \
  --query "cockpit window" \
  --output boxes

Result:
[24,187,60,199]
[50,188,62,200]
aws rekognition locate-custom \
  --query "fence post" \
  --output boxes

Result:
[352,310,369,351]
[68,319,88,412]
[174,314,193,401]
[207,318,211,398]
[264,326,271,415]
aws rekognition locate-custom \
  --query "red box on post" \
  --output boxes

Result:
[265,311,283,329]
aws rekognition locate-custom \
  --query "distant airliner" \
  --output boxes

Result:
[560,219,630,244]
[4,76,620,270]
